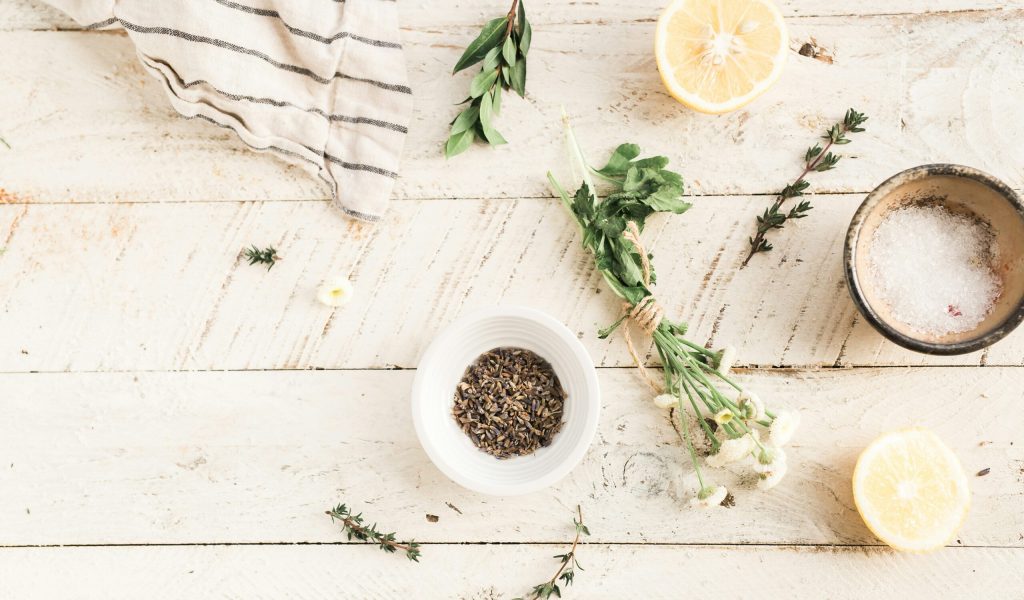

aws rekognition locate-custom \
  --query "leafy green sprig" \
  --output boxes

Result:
[743,108,868,265]
[515,505,590,600]
[326,503,422,562]
[445,0,532,158]
[243,244,280,270]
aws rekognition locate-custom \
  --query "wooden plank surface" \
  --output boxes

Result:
[2,544,1023,600]
[2,198,1022,372]
[3,0,1024,596]
[2,368,1020,546]
[3,0,1023,31]
[1,10,1024,203]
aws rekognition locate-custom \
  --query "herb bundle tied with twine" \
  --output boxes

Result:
[547,113,802,506]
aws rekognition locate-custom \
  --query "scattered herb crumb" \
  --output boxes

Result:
[0,136,9,150]
[243,244,280,270]
[426,514,439,523]
[326,503,421,562]
[721,492,736,508]
[977,468,991,477]
[446,501,463,515]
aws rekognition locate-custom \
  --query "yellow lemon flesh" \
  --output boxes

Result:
[655,0,788,114]
[852,428,970,553]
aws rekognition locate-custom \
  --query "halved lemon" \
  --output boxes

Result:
[852,428,970,553]
[655,0,788,114]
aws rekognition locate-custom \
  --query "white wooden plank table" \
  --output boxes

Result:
[2,0,1024,597]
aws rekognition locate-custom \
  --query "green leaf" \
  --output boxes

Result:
[510,58,527,97]
[482,45,502,72]
[502,35,516,68]
[492,85,502,115]
[478,91,506,145]
[519,18,532,56]
[453,17,508,73]
[449,105,479,135]
[470,68,499,98]
[517,0,527,36]
[445,127,475,158]
[596,143,640,176]
[644,186,691,213]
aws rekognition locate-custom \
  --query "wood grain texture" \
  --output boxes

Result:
[3,544,1024,600]
[2,368,1021,546]
[2,198,1022,372]
[1,10,1023,202]
[3,0,1023,31]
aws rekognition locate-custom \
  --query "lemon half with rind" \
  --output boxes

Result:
[655,0,788,114]
[852,428,970,553]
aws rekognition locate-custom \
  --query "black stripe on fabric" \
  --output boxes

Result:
[83,17,118,30]
[189,112,396,183]
[212,0,402,48]
[304,145,398,179]
[188,114,384,222]
[143,56,408,133]
[116,19,412,94]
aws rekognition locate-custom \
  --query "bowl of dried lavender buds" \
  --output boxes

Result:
[411,306,600,495]
[845,164,1024,354]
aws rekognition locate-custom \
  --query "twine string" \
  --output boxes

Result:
[618,222,665,393]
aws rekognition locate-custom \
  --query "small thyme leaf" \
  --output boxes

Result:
[243,244,280,270]
[0,135,10,150]
[445,0,529,157]
[743,108,868,266]
[326,503,422,562]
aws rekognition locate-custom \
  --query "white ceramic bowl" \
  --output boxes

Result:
[411,306,601,495]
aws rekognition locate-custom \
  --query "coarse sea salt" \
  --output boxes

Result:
[868,202,1001,336]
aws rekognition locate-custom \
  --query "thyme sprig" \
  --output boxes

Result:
[243,244,280,270]
[742,108,868,266]
[326,503,422,562]
[445,0,532,158]
[515,505,589,600]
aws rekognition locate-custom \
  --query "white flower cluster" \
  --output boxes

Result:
[648,344,801,509]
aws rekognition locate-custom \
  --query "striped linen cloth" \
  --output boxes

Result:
[44,0,413,221]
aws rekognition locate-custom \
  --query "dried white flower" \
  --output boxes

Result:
[754,446,786,473]
[706,433,756,468]
[317,276,355,307]
[653,394,677,409]
[757,460,789,490]
[689,485,728,509]
[738,390,766,421]
[714,345,737,374]
[769,410,801,446]
[713,408,734,425]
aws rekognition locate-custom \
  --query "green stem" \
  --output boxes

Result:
[677,378,707,490]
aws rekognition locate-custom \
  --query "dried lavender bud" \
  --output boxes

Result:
[452,347,565,459]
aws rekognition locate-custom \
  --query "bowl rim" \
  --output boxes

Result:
[410,305,601,495]
[844,163,1024,355]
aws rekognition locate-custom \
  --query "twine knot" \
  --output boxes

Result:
[617,222,666,393]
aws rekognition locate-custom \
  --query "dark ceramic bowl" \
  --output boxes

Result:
[845,164,1024,355]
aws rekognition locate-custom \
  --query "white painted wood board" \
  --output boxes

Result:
[2,544,1023,599]
[1,368,1019,546]
[2,198,1022,372]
